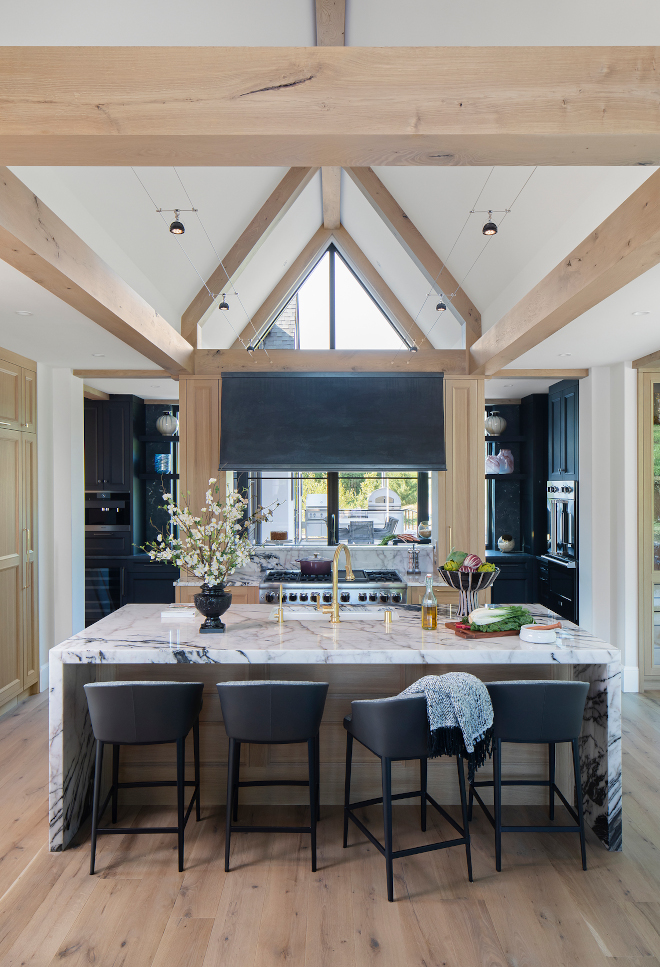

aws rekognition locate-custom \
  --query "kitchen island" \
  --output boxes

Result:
[49,603,621,854]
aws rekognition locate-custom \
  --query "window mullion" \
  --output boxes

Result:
[329,246,336,349]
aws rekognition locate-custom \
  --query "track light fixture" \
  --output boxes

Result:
[409,344,419,353]
[218,294,229,310]
[246,344,255,354]
[169,212,185,234]
[156,206,197,235]
[482,212,498,236]
[436,300,447,312]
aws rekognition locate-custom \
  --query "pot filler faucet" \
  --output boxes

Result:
[321,543,355,623]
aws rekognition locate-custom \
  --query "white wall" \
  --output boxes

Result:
[579,363,638,691]
[37,368,85,688]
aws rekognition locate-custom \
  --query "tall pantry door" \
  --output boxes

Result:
[22,434,39,687]
[0,429,23,703]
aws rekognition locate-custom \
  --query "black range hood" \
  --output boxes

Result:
[219,372,445,471]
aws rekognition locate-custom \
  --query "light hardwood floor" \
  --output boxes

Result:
[1,691,660,966]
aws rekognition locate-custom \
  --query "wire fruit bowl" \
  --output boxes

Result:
[437,567,500,618]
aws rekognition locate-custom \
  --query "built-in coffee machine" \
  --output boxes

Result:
[546,480,577,563]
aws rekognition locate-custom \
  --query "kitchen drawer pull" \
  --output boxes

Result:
[0,420,12,426]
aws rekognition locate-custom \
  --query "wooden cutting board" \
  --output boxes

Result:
[445,621,520,640]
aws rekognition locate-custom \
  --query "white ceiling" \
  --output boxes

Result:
[3,3,660,378]
[83,378,179,401]
[5,0,660,46]
[485,378,558,401]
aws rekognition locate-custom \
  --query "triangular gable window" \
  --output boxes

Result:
[260,245,408,351]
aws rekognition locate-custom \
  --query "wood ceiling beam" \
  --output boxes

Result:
[632,349,660,369]
[315,0,345,46]
[488,369,589,379]
[3,47,660,166]
[82,385,110,400]
[195,347,466,375]
[470,169,660,376]
[344,167,481,344]
[332,225,426,350]
[181,166,318,346]
[233,227,333,346]
[322,167,341,230]
[73,369,177,379]
[0,167,193,375]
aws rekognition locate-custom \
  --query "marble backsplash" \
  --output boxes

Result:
[228,543,435,584]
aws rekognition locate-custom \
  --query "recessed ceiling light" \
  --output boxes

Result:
[632,310,651,316]
[558,352,572,357]
[504,384,513,388]
[92,353,105,357]
[15,310,33,316]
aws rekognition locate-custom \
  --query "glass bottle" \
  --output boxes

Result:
[421,573,438,630]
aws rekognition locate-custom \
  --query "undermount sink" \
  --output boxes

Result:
[269,607,399,622]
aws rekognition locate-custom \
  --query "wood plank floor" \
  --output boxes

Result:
[1,690,660,966]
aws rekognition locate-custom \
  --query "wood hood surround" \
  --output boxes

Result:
[178,374,485,568]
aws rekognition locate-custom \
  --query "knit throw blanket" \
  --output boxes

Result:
[399,673,493,782]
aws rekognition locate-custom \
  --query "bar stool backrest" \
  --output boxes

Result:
[486,681,589,743]
[217,681,329,743]
[349,694,428,759]
[84,681,204,745]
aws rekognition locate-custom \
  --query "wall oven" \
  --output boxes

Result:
[546,481,577,563]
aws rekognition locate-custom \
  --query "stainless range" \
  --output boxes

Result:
[259,569,407,606]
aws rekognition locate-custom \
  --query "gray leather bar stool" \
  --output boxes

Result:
[217,681,329,872]
[343,694,472,902]
[84,681,203,874]
[468,680,589,871]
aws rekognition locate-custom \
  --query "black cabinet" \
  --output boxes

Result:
[124,562,178,605]
[85,399,133,491]
[537,556,578,623]
[486,553,533,604]
[548,380,578,480]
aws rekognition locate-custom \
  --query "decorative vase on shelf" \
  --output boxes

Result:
[194,584,233,634]
[156,410,178,437]
[485,454,500,474]
[417,520,432,540]
[485,410,507,436]
[498,448,514,474]
[497,534,515,553]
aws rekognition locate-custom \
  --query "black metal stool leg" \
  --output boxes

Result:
[176,736,185,872]
[315,732,321,823]
[308,738,318,872]
[193,718,201,821]
[111,744,120,824]
[468,779,474,821]
[225,738,237,872]
[420,758,427,832]
[343,732,353,848]
[549,742,556,820]
[456,755,473,883]
[494,738,502,872]
[572,738,587,871]
[90,740,104,875]
[382,757,394,902]
[232,741,240,822]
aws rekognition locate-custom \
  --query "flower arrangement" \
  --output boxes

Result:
[143,478,275,588]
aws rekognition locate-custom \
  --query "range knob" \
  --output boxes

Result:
[369,592,378,602]
[311,592,319,603]
[323,592,332,603]
[299,593,308,602]
[265,592,277,603]
[391,592,402,604]
[288,593,297,602]
[340,592,350,603]
[380,593,390,603]
[358,593,367,602]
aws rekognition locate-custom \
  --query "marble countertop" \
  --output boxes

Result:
[51,604,619,666]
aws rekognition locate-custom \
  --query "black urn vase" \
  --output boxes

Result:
[194,584,233,634]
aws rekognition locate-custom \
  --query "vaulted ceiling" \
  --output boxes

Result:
[1,1,660,400]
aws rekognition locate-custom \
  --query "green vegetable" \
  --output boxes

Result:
[446,547,468,566]
[469,605,533,633]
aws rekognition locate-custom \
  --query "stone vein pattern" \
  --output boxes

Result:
[49,603,621,854]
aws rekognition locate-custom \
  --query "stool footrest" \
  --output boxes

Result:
[345,790,468,861]
[230,825,312,834]
[470,781,581,830]
[237,779,309,788]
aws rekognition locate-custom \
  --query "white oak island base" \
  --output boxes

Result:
[49,604,621,853]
